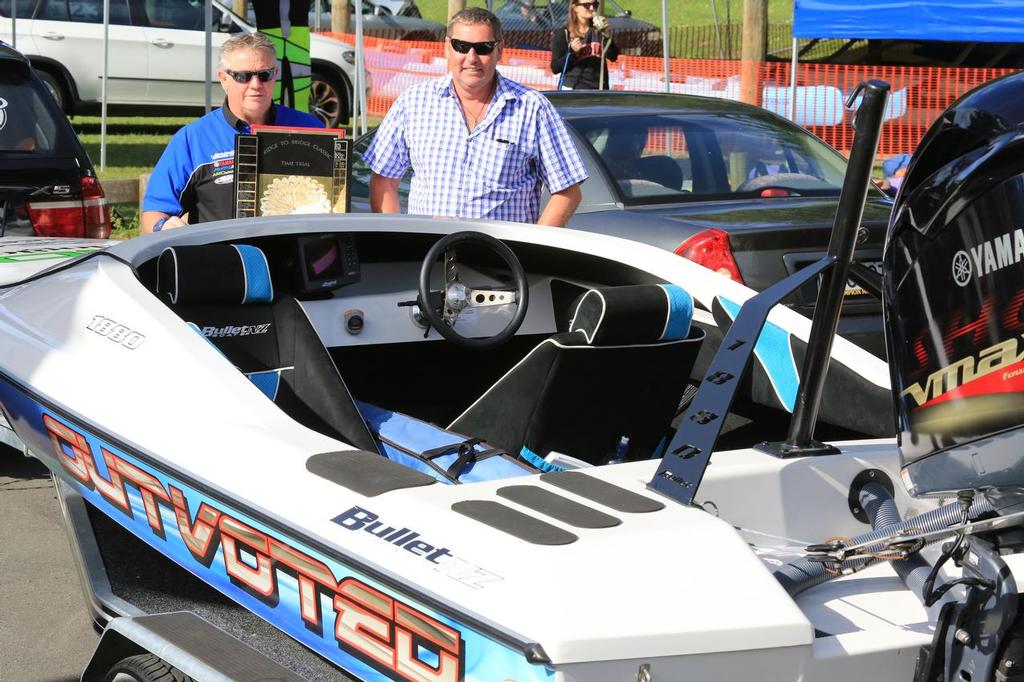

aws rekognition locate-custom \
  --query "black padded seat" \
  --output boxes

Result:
[448,284,704,468]
[156,244,378,454]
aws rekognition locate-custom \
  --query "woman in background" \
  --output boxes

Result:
[550,0,619,90]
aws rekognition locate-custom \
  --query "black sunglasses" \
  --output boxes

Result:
[449,38,498,55]
[575,2,599,8]
[225,68,275,84]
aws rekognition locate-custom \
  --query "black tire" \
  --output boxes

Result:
[103,653,195,682]
[310,69,351,129]
[35,68,68,112]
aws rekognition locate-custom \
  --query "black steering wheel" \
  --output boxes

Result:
[418,231,529,349]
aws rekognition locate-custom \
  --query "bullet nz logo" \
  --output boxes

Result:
[0,98,7,131]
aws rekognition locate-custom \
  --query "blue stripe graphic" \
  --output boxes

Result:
[235,244,273,303]
[659,284,693,340]
[246,370,281,401]
[719,297,798,411]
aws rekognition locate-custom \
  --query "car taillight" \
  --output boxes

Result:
[82,176,112,239]
[674,228,744,284]
[27,176,111,239]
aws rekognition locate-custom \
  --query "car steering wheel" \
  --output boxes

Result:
[418,231,529,349]
[736,172,826,193]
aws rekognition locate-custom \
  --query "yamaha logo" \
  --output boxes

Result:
[0,97,7,131]
[952,250,972,287]
[954,228,1024,287]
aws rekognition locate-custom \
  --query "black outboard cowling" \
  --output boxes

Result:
[885,72,1024,505]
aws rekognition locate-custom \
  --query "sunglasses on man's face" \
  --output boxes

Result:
[225,68,275,84]
[575,2,599,8]
[449,38,498,55]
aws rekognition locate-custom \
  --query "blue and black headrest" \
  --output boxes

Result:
[157,244,273,306]
[569,284,692,346]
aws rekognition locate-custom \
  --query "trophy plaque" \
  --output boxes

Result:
[234,125,350,219]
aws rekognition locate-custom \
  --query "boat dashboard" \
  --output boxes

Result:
[135,228,668,350]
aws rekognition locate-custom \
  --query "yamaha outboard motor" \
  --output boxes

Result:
[885,73,1024,682]
[885,72,1024,510]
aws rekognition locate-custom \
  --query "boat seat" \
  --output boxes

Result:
[155,244,379,454]
[448,284,704,468]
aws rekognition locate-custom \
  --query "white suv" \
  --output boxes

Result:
[0,0,369,127]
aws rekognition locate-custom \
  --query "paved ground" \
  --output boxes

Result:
[0,445,96,682]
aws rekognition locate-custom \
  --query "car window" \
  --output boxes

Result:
[0,68,76,156]
[143,0,207,30]
[496,0,554,23]
[0,0,36,19]
[567,113,850,204]
[36,0,68,20]
[351,131,411,203]
[64,0,131,25]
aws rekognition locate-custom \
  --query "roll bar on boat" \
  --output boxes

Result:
[647,79,892,507]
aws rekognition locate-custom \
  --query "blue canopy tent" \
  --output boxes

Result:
[793,0,1024,42]
[787,0,1024,119]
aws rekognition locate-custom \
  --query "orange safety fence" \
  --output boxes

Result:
[327,32,1017,156]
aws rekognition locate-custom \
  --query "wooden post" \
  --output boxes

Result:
[233,0,246,17]
[332,0,350,33]
[447,0,466,22]
[740,0,767,106]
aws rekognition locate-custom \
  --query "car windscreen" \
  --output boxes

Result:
[0,69,78,158]
[565,112,851,205]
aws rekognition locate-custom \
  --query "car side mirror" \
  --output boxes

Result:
[218,11,234,32]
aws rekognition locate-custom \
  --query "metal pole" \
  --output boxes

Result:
[355,4,366,135]
[10,4,14,50]
[788,36,798,121]
[204,0,213,113]
[315,0,322,32]
[661,0,670,93]
[783,80,891,452]
[710,0,724,59]
[101,0,109,171]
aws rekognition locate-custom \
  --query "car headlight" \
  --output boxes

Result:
[342,50,356,65]
[646,30,662,42]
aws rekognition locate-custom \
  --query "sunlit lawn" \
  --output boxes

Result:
[416,0,794,30]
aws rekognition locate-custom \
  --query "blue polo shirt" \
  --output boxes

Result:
[144,102,323,225]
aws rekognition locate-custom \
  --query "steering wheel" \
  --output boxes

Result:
[418,231,529,349]
[736,172,826,194]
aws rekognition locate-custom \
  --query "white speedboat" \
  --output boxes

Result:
[0,79,1019,682]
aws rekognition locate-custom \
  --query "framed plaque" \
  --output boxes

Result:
[234,125,350,219]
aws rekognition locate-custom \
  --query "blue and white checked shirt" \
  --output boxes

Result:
[364,74,588,223]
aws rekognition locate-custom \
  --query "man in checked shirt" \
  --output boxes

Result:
[365,8,588,227]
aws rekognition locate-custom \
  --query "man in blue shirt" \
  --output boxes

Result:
[365,8,588,227]
[142,33,323,233]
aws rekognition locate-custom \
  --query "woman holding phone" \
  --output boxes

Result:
[550,0,619,90]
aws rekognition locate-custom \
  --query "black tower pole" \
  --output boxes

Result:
[782,79,890,454]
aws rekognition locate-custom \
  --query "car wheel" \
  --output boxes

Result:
[102,654,195,682]
[36,69,68,112]
[310,70,350,129]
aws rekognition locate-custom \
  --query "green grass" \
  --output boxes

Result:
[72,115,186,182]
[418,0,794,30]
[111,203,141,240]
